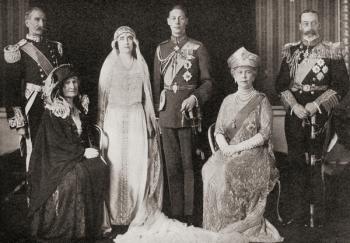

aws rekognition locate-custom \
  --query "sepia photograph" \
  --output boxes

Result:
[0,0,350,242]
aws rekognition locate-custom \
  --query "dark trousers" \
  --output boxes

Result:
[284,113,327,222]
[161,127,194,217]
[27,96,45,146]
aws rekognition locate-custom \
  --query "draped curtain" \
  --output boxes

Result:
[0,0,29,106]
[340,0,350,71]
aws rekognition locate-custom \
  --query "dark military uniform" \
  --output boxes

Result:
[153,35,213,219]
[275,37,349,223]
[4,35,67,166]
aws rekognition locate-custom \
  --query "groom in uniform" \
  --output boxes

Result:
[153,5,214,224]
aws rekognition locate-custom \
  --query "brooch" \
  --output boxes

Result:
[183,71,192,82]
[172,83,178,93]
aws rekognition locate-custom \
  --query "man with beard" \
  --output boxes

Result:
[153,5,213,225]
[275,9,349,226]
[4,7,67,169]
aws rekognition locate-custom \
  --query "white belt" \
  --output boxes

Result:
[25,83,42,99]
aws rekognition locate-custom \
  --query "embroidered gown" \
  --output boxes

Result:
[99,53,160,226]
[96,48,249,243]
[202,92,283,242]
[29,109,108,241]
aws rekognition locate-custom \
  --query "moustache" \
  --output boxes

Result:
[304,30,317,35]
[36,26,47,32]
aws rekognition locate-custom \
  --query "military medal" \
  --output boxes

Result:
[304,43,311,63]
[316,72,324,81]
[322,66,328,73]
[184,60,192,69]
[317,59,325,66]
[312,59,327,81]
[172,82,178,93]
[232,119,236,128]
[183,52,193,82]
[183,70,192,82]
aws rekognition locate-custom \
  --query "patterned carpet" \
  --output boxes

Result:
[1,151,350,243]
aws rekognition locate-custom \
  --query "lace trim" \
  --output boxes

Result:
[280,90,297,109]
[8,107,26,128]
[45,97,71,119]
[314,89,339,113]
[45,95,89,119]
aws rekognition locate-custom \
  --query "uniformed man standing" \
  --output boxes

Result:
[4,7,67,169]
[275,9,349,226]
[153,5,213,224]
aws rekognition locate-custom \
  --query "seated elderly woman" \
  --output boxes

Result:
[28,64,108,241]
[202,47,283,242]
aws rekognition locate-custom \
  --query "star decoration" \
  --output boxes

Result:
[316,72,324,81]
[184,60,192,69]
[322,65,328,74]
[317,59,325,66]
[312,65,320,73]
[232,119,236,128]
[183,71,192,82]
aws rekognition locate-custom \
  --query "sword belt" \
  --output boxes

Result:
[291,84,328,93]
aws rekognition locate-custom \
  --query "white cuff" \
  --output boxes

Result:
[290,104,297,116]
[190,94,199,107]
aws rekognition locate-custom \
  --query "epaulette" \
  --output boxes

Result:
[188,38,203,46]
[320,41,345,59]
[281,41,300,59]
[283,41,300,48]
[159,39,170,46]
[48,40,63,56]
[184,38,201,51]
[4,39,27,63]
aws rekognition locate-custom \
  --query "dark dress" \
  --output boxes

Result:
[28,109,108,242]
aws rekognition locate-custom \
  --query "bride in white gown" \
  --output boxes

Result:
[99,26,248,243]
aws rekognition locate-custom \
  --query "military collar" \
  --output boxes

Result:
[26,34,43,43]
[301,36,322,47]
[171,35,188,45]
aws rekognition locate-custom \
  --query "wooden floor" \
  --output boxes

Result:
[1,151,350,243]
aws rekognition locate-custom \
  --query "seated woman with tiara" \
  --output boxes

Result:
[202,47,283,242]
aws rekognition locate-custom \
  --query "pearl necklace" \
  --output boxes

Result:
[235,87,257,103]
